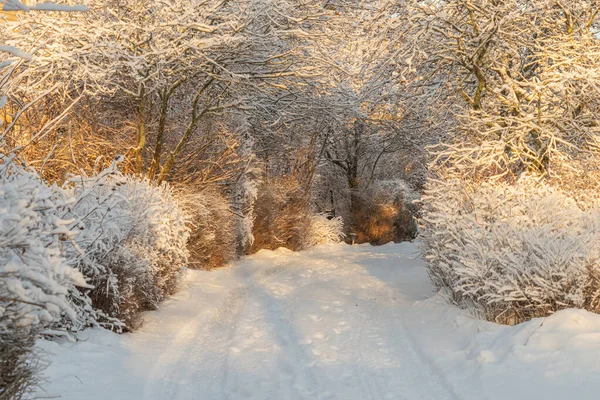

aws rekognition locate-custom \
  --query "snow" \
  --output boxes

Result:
[0,45,32,61]
[29,3,88,11]
[36,242,600,399]
[0,1,88,12]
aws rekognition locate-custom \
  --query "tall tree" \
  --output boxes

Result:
[390,0,600,190]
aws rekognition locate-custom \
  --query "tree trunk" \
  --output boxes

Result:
[148,91,170,180]
[133,90,146,174]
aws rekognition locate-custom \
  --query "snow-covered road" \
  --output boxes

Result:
[37,243,600,400]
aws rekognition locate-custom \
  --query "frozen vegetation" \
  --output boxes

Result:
[3,0,600,398]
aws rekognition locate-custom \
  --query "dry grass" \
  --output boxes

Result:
[0,324,40,400]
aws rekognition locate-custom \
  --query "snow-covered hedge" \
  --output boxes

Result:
[0,153,190,397]
[0,155,86,329]
[62,165,190,330]
[0,155,86,400]
[420,175,600,324]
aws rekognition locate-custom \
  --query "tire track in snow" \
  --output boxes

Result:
[142,262,293,400]
[393,302,464,400]
[142,284,250,400]
[313,269,457,400]
[355,282,462,400]
[227,262,323,400]
[141,247,464,400]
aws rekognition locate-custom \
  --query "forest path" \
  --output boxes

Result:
[132,242,460,400]
[38,242,466,400]
[41,242,600,400]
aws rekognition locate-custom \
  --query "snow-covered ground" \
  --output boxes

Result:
[36,242,600,400]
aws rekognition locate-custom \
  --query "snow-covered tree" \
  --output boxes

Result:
[389,0,600,322]
[390,0,600,187]
[4,0,355,184]
[6,0,254,180]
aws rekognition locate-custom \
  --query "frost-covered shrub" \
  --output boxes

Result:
[0,157,86,329]
[0,155,86,399]
[301,214,345,248]
[252,176,343,252]
[252,176,312,252]
[420,175,600,324]
[180,189,237,269]
[351,179,419,245]
[63,166,190,330]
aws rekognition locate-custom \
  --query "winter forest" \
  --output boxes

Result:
[4,0,600,399]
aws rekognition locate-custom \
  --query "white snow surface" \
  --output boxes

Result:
[37,242,600,399]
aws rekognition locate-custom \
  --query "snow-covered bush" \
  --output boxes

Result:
[252,176,311,252]
[0,154,86,399]
[252,176,343,252]
[0,155,85,329]
[420,175,600,324]
[232,162,260,256]
[350,179,419,245]
[179,189,237,269]
[302,214,345,249]
[62,164,190,330]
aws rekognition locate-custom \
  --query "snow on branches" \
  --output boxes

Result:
[393,0,600,183]
[0,155,86,331]
[0,152,190,332]
[420,175,600,324]
[62,162,190,330]
[302,214,345,249]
